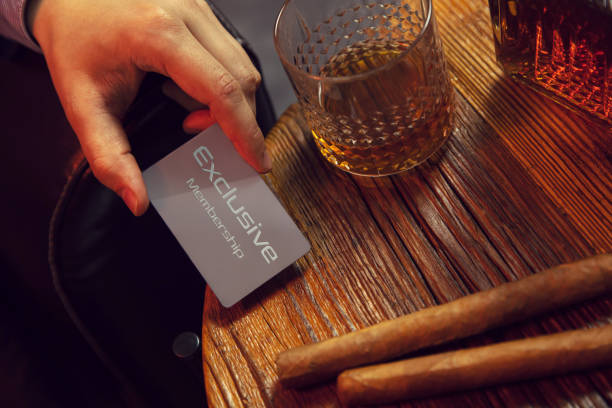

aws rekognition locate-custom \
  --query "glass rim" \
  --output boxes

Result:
[273,0,433,83]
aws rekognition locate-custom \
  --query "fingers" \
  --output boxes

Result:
[182,4,261,114]
[183,109,215,133]
[62,81,149,216]
[161,82,216,134]
[35,0,271,221]
[137,27,271,173]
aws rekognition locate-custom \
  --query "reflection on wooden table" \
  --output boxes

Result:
[201,0,612,406]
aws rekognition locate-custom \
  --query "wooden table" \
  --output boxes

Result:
[201,0,612,406]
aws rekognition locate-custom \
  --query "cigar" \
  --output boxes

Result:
[276,254,612,387]
[337,324,612,406]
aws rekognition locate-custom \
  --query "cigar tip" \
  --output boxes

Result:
[276,348,323,388]
[275,351,291,382]
[337,371,363,407]
[274,350,285,367]
[277,370,337,389]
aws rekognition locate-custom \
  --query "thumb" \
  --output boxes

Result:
[62,86,149,216]
[90,145,149,217]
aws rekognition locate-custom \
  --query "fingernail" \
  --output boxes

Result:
[262,150,273,172]
[120,187,139,215]
[182,119,199,134]
[182,117,199,134]
[183,125,199,134]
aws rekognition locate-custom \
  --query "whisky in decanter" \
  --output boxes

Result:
[489,0,611,124]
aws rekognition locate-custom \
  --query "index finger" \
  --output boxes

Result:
[140,28,271,172]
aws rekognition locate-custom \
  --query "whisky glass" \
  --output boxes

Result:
[274,0,454,176]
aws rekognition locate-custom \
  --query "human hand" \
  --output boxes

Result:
[28,0,271,216]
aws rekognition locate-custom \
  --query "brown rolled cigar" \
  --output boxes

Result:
[276,253,612,387]
[337,324,612,406]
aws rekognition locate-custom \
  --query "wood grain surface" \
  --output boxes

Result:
[202,0,612,406]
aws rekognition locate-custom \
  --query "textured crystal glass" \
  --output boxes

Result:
[274,0,454,176]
